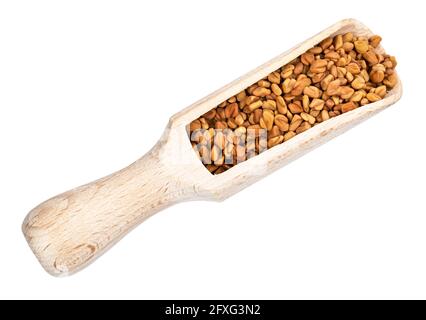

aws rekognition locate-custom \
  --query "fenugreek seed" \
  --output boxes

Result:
[340,101,357,113]
[366,92,382,102]
[375,85,387,98]
[310,59,328,73]
[303,86,322,98]
[343,32,353,42]
[294,62,304,75]
[302,95,310,112]
[301,52,315,65]
[291,77,311,96]
[301,112,316,125]
[262,99,276,110]
[321,74,334,91]
[282,78,296,94]
[334,34,343,50]
[288,103,303,114]
[350,90,365,102]
[190,120,201,131]
[339,86,355,99]
[320,37,333,50]
[225,103,239,118]
[253,109,263,123]
[269,126,281,139]
[310,98,325,111]
[253,87,271,97]
[321,109,330,121]
[274,114,289,132]
[281,64,295,78]
[296,121,312,134]
[260,110,275,131]
[363,51,378,66]
[346,62,361,75]
[326,79,341,96]
[308,46,322,54]
[236,91,246,102]
[258,80,271,88]
[268,71,281,84]
[354,40,369,54]
[360,70,370,82]
[383,73,398,88]
[268,135,284,148]
[248,100,263,112]
[284,131,296,141]
[369,35,382,48]
[289,115,303,131]
[271,83,282,96]
[351,76,365,90]
[276,96,287,114]
[370,70,385,83]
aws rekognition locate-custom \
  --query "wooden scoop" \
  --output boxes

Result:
[22,18,402,276]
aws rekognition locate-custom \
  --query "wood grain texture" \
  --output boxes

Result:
[23,18,402,276]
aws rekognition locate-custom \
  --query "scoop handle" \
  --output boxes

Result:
[22,142,193,276]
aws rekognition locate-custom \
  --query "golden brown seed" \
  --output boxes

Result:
[274,114,289,132]
[301,112,316,125]
[294,62,304,75]
[343,32,353,42]
[253,87,271,97]
[260,110,274,131]
[190,120,201,131]
[302,95,310,112]
[369,35,382,48]
[310,98,325,111]
[303,86,322,98]
[282,78,296,94]
[262,99,277,110]
[289,115,303,131]
[301,52,315,65]
[370,70,385,83]
[248,100,263,112]
[236,91,246,102]
[253,109,263,123]
[276,96,287,114]
[320,37,333,50]
[271,83,282,96]
[326,79,341,96]
[363,51,378,65]
[340,101,357,113]
[383,73,398,88]
[354,40,369,54]
[339,86,355,99]
[288,103,303,114]
[321,109,330,121]
[225,103,239,118]
[281,64,294,78]
[291,77,311,96]
[350,90,365,102]
[284,131,296,141]
[366,92,382,102]
[308,46,322,54]
[321,74,334,91]
[258,80,271,88]
[343,42,354,52]
[346,62,361,75]
[296,121,312,134]
[268,135,284,148]
[375,85,387,98]
[334,34,343,50]
[310,59,328,73]
[269,126,281,139]
[268,71,281,84]
[351,76,366,90]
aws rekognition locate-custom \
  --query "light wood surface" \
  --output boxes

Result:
[22,18,402,276]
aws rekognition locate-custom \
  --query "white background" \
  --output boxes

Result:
[1,0,425,300]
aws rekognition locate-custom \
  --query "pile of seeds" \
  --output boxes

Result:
[189,33,398,174]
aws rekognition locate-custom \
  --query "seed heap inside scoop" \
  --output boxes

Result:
[189,33,398,175]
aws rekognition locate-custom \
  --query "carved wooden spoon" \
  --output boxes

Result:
[22,18,402,276]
